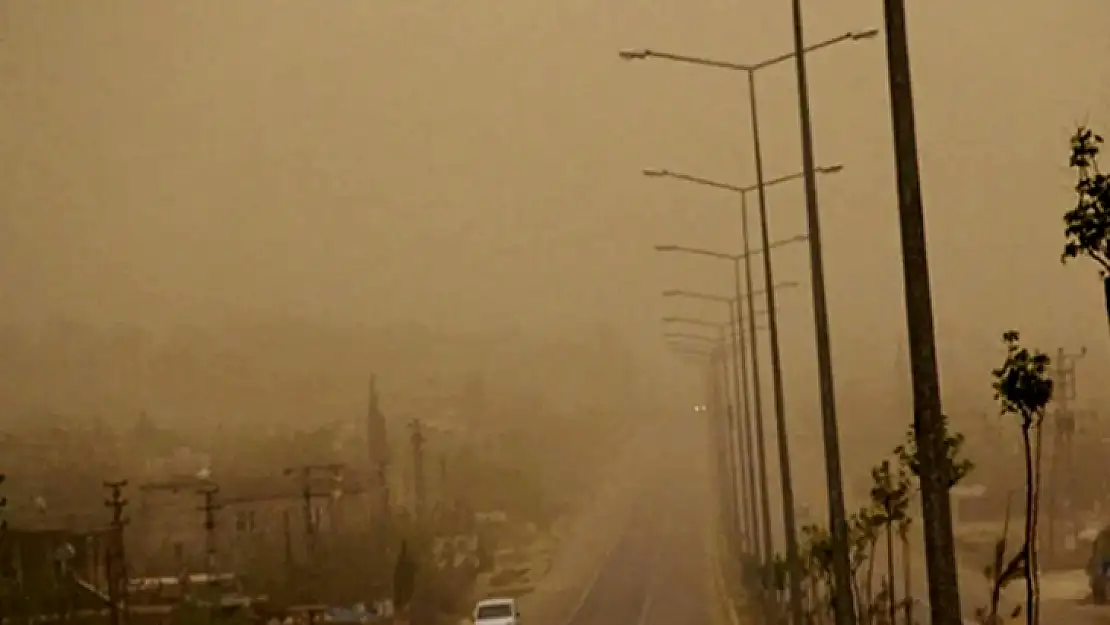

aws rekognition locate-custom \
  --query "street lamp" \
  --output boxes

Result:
[663,314,750,554]
[645,165,843,613]
[654,236,807,261]
[657,240,805,579]
[662,314,774,328]
[659,277,798,572]
[642,164,843,190]
[660,294,758,561]
[617,30,878,69]
[669,339,737,548]
[662,313,756,557]
[622,35,877,623]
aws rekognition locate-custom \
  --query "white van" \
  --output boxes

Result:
[473,597,520,625]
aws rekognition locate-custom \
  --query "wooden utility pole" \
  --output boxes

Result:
[409,419,427,524]
[196,483,221,575]
[103,480,129,625]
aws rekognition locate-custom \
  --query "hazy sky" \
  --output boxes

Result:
[1,1,1108,412]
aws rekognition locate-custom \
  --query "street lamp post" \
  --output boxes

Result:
[786,18,864,625]
[664,316,750,555]
[622,32,876,625]
[644,143,852,625]
[670,341,734,541]
[660,279,800,596]
[657,241,803,582]
[661,289,761,569]
[649,166,839,609]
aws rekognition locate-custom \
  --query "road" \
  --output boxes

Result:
[520,416,737,625]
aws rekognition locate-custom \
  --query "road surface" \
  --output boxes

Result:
[519,416,741,625]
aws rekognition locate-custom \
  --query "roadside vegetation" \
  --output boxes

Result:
[754,124,1110,624]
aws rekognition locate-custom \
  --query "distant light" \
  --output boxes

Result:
[693,404,707,413]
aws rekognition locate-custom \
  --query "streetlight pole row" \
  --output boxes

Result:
[667,337,741,556]
[660,274,801,578]
[664,328,745,557]
[664,317,750,556]
[624,29,878,625]
[652,171,830,611]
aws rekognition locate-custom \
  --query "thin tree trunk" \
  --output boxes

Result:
[1102,275,1110,339]
[863,540,878,624]
[886,522,897,625]
[902,527,913,625]
[1021,423,1036,625]
[1031,416,1045,625]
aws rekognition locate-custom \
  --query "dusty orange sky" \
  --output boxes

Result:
[0,0,1107,425]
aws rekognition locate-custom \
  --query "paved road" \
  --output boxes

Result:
[521,416,732,625]
[561,420,728,625]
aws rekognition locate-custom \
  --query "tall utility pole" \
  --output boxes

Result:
[409,419,427,524]
[103,480,129,625]
[715,340,742,557]
[787,1,856,622]
[743,70,804,625]
[725,394,745,556]
[879,0,962,622]
[196,483,221,575]
[708,324,742,558]
[725,303,755,560]
[727,301,761,567]
[732,261,774,579]
[1046,346,1086,563]
[708,348,734,542]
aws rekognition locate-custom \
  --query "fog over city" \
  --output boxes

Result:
[0,2,1108,624]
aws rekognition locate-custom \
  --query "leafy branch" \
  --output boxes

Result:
[1063,127,1110,333]
[1063,127,1110,273]
[791,419,973,625]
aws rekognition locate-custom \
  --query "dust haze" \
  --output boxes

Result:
[0,0,1108,614]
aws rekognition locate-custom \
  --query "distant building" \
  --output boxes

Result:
[129,472,378,583]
